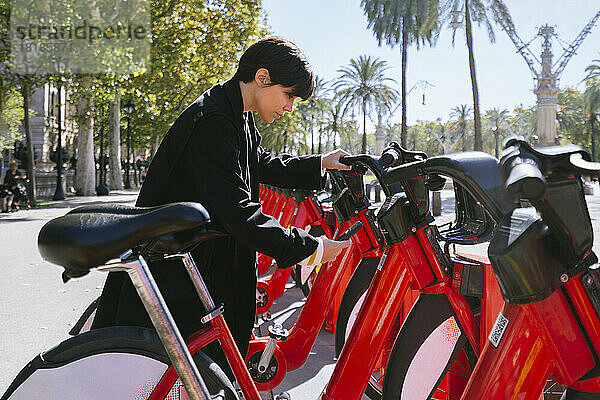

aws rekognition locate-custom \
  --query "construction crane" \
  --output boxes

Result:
[497,10,600,146]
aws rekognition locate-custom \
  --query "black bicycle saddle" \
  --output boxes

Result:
[38,202,212,280]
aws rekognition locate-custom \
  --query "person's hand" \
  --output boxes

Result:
[322,149,352,171]
[321,236,352,264]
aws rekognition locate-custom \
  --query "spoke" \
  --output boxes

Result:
[448,360,471,376]
[447,370,470,378]
[434,387,462,400]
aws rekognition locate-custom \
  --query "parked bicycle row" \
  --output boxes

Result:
[3,136,600,400]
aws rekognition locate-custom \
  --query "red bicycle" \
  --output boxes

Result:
[457,139,600,399]
[319,146,515,400]
[256,188,335,315]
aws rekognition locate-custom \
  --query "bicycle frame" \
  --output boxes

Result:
[320,216,506,398]
[94,253,260,400]
[460,268,600,400]
[256,192,333,314]
[247,206,382,391]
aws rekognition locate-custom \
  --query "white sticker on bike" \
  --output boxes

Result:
[489,312,509,348]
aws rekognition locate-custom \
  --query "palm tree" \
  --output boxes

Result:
[583,81,600,162]
[584,59,600,82]
[557,88,585,147]
[447,0,515,151]
[450,104,472,152]
[322,98,350,150]
[485,107,509,158]
[307,76,328,153]
[334,55,398,153]
[361,0,439,148]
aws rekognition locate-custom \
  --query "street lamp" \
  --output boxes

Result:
[124,99,134,189]
[96,105,110,195]
[52,83,66,201]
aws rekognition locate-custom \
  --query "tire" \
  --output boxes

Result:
[335,257,391,400]
[382,294,474,400]
[1,326,237,400]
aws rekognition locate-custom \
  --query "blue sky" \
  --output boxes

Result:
[261,0,600,125]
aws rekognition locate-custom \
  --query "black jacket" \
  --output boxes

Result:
[136,77,323,267]
[92,79,324,374]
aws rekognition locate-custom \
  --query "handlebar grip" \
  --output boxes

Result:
[339,156,354,167]
[504,158,546,201]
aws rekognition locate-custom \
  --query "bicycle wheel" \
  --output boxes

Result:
[382,293,474,400]
[335,257,393,400]
[1,326,237,400]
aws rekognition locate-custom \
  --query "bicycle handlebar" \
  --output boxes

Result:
[570,153,600,176]
[500,137,600,202]
[339,155,388,194]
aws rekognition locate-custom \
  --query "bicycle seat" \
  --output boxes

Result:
[66,204,228,259]
[38,202,212,280]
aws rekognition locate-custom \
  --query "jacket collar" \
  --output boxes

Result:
[222,77,245,130]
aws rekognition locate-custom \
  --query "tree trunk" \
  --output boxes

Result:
[462,121,466,152]
[20,82,36,205]
[592,117,596,162]
[310,114,314,154]
[494,127,499,159]
[401,22,408,148]
[75,79,96,196]
[465,0,483,151]
[362,99,367,153]
[318,128,322,154]
[108,93,124,189]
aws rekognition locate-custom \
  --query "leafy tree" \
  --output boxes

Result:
[507,105,536,141]
[0,88,24,153]
[129,0,267,147]
[449,104,472,151]
[485,107,509,158]
[254,108,306,155]
[445,0,515,151]
[334,55,398,153]
[361,0,439,147]
[557,88,585,148]
[583,80,600,161]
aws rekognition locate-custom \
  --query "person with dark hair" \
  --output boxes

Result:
[91,36,352,378]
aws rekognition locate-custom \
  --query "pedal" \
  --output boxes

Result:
[256,324,288,374]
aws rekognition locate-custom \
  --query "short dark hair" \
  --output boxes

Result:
[234,36,315,101]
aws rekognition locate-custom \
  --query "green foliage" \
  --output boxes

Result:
[334,55,398,153]
[126,0,267,147]
[0,88,24,152]
[361,0,440,49]
[558,88,585,147]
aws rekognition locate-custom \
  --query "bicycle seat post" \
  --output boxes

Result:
[120,253,212,400]
[178,252,216,310]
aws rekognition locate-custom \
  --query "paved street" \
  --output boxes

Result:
[1,183,599,399]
